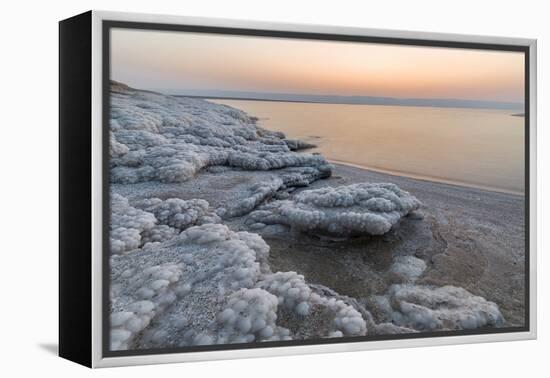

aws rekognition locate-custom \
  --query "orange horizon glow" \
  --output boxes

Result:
[111,28,525,103]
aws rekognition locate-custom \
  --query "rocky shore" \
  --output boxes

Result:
[108,82,524,351]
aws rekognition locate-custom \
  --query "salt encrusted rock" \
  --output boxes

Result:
[249,183,421,236]
[382,284,505,331]
[110,193,156,254]
[372,252,504,333]
[110,224,271,350]
[327,298,367,336]
[256,271,313,315]
[110,131,129,158]
[135,197,221,230]
[108,83,506,348]
[109,262,183,350]
[214,166,332,219]
[110,83,333,219]
[219,177,284,219]
[140,225,179,245]
[370,254,503,332]
[109,86,332,185]
[280,165,332,187]
[255,271,367,337]
[110,194,221,255]
[110,224,368,350]
[115,129,169,149]
[388,255,427,283]
[216,288,292,344]
[284,139,317,151]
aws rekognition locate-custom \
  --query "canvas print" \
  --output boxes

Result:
[107,27,526,353]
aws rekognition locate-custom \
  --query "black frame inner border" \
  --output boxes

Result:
[102,19,531,359]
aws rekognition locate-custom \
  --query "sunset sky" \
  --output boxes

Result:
[111,28,525,103]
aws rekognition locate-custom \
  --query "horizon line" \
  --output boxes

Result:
[165,88,524,110]
[111,80,524,110]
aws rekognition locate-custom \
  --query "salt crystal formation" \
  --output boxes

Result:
[108,83,505,350]
[256,271,367,337]
[249,183,421,236]
[110,193,157,254]
[372,255,504,332]
[110,194,219,254]
[383,285,505,331]
[110,224,365,350]
[389,255,427,283]
[135,197,221,230]
[217,288,291,344]
[109,84,332,188]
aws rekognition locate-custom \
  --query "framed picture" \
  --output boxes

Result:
[59,10,537,368]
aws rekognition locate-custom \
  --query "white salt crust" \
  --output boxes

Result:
[108,84,505,350]
[249,183,421,236]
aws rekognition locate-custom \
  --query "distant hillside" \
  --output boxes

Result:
[167,89,523,110]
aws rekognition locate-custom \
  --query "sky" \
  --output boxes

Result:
[111,28,525,103]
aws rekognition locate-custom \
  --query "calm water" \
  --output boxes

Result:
[211,99,525,194]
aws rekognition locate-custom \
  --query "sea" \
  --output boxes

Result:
[211,99,525,194]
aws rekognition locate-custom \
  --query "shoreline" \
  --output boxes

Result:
[201,96,523,112]
[111,157,527,328]
[329,159,525,197]
[208,98,525,196]
[261,161,525,327]
[109,84,526,348]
